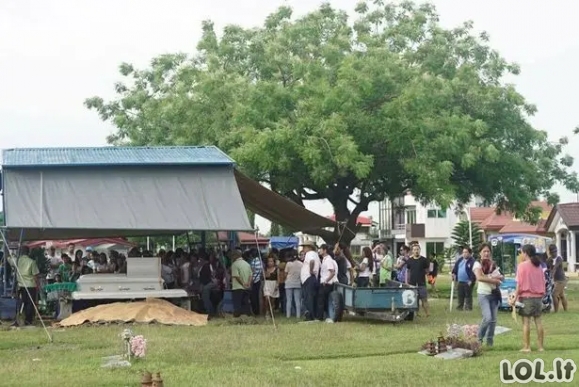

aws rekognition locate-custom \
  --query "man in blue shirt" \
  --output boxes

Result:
[451,246,476,310]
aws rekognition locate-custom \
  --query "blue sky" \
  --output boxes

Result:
[1,0,578,232]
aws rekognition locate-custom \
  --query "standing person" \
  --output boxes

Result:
[8,246,40,326]
[317,244,338,321]
[473,243,503,347]
[199,255,217,317]
[230,250,252,318]
[371,243,384,287]
[451,247,476,311]
[510,244,546,353]
[300,241,320,321]
[395,245,410,283]
[249,249,263,316]
[356,247,373,287]
[548,244,568,312]
[427,253,439,296]
[405,244,430,317]
[333,243,349,285]
[379,246,393,286]
[284,250,303,318]
[262,257,280,316]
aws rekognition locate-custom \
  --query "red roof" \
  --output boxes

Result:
[327,215,373,225]
[25,238,136,249]
[472,201,552,234]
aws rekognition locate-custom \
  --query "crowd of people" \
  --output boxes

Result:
[2,237,568,344]
[227,240,441,321]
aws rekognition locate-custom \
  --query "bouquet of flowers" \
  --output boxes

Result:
[442,324,482,356]
[119,329,146,359]
[129,335,147,358]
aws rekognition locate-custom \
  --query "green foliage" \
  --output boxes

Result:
[86,1,579,244]
[268,223,294,237]
[128,232,214,252]
[247,210,256,229]
[451,220,483,254]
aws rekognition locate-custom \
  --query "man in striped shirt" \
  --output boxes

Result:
[249,249,263,315]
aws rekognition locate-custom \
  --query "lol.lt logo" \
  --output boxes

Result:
[500,358,576,383]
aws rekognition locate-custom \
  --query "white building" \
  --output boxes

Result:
[378,193,475,257]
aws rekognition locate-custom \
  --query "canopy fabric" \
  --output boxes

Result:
[2,165,252,240]
[234,170,335,232]
[270,236,299,250]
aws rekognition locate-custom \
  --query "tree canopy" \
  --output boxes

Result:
[86,1,579,245]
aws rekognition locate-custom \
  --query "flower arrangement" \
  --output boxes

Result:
[446,323,478,340]
[445,324,482,356]
[130,335,147,358]
[120,329,147,360]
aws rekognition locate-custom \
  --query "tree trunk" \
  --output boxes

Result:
[307,191,371,248]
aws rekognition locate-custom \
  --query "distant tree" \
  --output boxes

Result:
[452,220,483,255]
[86,1,579,246]
[268,223,294,237]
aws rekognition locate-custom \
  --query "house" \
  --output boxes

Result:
[296,215,375,255]
[544,202,579,273]
[377,194,463,258]
[470,201,552,239]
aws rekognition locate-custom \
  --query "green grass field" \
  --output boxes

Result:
[0,275,578,387]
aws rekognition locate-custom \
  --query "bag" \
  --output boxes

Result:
[490,287,502,303]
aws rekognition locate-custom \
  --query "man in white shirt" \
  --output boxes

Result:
[317,244,338,321]
[300,240,321,321]
[45,245,62,283]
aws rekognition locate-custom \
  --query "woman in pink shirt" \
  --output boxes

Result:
[511,244,546,352]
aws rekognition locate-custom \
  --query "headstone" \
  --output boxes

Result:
[418,347,474,359]
[101,355,131,368]
[435,348,474,360]
[494,326,512,335]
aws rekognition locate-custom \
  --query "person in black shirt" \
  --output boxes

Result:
[406,244,430,317]
[333,243,349,285]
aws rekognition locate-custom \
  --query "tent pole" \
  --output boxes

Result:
[0,228,53,343]
[255,229,276,329]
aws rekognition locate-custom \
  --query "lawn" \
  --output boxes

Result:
[0,275,578,387]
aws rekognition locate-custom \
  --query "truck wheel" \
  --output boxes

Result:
[328,291,344,322]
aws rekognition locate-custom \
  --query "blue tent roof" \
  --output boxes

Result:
[270,236,299,249]
[1,146,235,168]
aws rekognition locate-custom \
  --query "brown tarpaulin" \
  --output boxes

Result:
[58,298,208,327]
[234,169,336,232]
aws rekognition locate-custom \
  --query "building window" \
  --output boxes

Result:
[406,208,416,225]
[426,242,445,259]
[427,209,446,218]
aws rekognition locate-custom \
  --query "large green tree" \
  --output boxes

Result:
[86,1,578,245]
